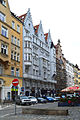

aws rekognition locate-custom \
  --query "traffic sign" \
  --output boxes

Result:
[12,79,19,86]
[21,87,24,92]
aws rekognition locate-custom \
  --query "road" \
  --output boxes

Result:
[0,103,80,120]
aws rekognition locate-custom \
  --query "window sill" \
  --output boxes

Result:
[1,34,8,39]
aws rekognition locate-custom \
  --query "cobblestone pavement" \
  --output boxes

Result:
[0,103,80,120]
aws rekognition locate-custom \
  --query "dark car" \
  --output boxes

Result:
[43,96,54,102]
[16,96,32,105]
[37,97,47,103]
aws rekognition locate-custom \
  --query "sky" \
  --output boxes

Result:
[8,0,80,67]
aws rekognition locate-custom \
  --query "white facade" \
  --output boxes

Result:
[66,61,74,87]
[21,9,56,96]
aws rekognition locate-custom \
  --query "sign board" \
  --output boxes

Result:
[21,87,24,92]
[12,79,19,86]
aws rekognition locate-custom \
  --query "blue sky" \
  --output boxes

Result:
[8,0,80,67]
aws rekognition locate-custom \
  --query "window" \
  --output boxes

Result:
[17,39,20,46]
[17,25,20,33]
[25,42,27,48]
[25,54,27,61]
[0,64,3,75]
[28,53,31,61]
[17,53,20,62]
[33,69,35,75]
[0,12,5,22]
[11,35,14,43]
[11,67,14,76]
[14,37,16,45]
[25,65,29,73]
[14,52,16,60]
[16,68,19,77]
[1,26,8,37]
[12,21,15,29]
[11,51,13,59]
[28,41,30,48]
[1,44,8,55]
[2,0,6,6]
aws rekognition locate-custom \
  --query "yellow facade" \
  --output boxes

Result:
[0,0,23,101]
[74,66,79,86]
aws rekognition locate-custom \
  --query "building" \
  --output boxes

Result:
[55,39,67,93]
[73,64,79,86]
[0,0,23,101]
[66,60,74,87]
[19,9,56,97]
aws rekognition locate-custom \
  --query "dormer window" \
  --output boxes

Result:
[0,0,6,6]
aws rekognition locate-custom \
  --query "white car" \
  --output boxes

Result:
[16,96,32,105]
[28,96,38,104]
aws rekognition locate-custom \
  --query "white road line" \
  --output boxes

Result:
[0,113,14,118]
[0,104,14,110]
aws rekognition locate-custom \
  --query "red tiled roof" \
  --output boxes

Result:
[18,13,27,22]
[44,33,48,40]
[34,25,39,33]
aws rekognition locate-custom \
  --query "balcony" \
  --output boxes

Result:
[24,61,32,66]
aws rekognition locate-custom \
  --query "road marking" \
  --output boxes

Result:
[0,113,14,118]
[0,104,14,110]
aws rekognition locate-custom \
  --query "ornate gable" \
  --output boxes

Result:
[19,8,34,34]
[37,21,45,42]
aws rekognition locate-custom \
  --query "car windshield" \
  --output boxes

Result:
[20,96,29,99]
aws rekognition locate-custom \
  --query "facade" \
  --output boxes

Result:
[0,0,23,101]
[66,60,74,87]
[73,65,79,86]
[78,70,80,86]
[19,9,56,97]
[55,40,67,93]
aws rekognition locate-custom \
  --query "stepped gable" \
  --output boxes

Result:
[34,25,39,34]
[18,13,27,22]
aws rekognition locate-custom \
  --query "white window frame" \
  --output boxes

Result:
[14,37,16,45]
[1,26,8,38]
[11,35,14,43]
[17,39,20,46]
[1,44,8,55]
[16,68,19,77]
[14,52,16,60]
[0,12,6,22]
[12,21,15,29]
[17,53,20,62]
[11,51,13,59]
[11,67,14,76]
[17,24,20,33]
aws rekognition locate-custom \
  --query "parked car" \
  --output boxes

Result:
[28,96,38,104]
[53,96,60,101]
[37,97,47,103]
[43,96,54,102]
[16,96,32,105]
